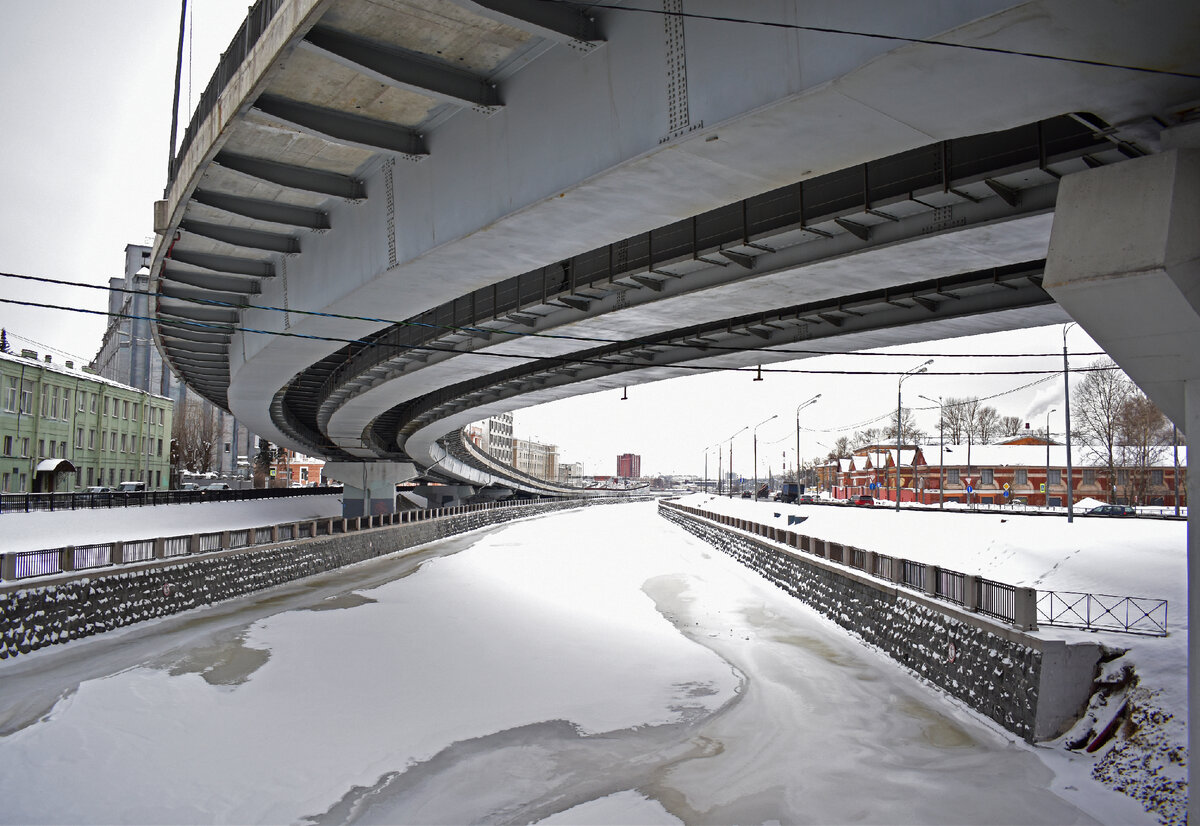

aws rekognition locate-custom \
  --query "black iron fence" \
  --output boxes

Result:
[0,486,341,515]
[1038,591,1169,636]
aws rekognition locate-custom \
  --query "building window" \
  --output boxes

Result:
[120,434,128,453]
[107,468,114,486]
[87,467,93,486]
[2,472,8,492]
[157,438,163,457]
[61,389,70,418]
[1014,468,1028,486]
[947,468,960,485]
[980,469,994,485]
[51,386,59,419]
[21,437,29,457]
[1151,469,1164,486]
[1048,469,1062,485]
[2,435,11,456]
[3,377,15,412]
[90,394,96,414]
[123,400,129,419]
[77,392,85,413]
[103,397,109,416]
[47,441,55,459]
[88,430,95,449]
[110,432,116,452]
[1083,469,1097,486]
[120,469,125,484]
[60,440,66,457]
[38,439,45,458]
[41,387,50,417]
[75,428,83,449]
[20,380,33,414]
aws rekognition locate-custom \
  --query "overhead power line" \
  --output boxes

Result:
[0,270,1107,362]
[555,1,1200,80]
[0,294,1121,380]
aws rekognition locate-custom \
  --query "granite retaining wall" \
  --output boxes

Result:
[0,498,628,661]
[659,501,1100,742]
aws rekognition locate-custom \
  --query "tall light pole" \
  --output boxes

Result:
[726,426,747,498]
[920,394,944,509]
[703,442,719,495]
[795,393,821,494]
[1045,408,1057,510]
[753,414,778,500]
[897,360,933,510]
[1063,323,1076,523]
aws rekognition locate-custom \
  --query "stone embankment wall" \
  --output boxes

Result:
[659,502,1100,742]
[0,498,628,661]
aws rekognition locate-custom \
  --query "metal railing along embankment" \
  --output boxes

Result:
[0,486,341,515]
[661,500,1168,636]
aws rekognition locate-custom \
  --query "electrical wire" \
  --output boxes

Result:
[560,1,1200,80]
[0,294,1122,379]
[0,270,1108,361]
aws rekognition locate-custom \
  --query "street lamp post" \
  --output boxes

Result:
[1045,408,1057,510]
[753,414,778,500]
[897,361,933,510]
[919,394,944,509]
[794,393,821,495]
[726,426,747,498]
[1063,323,1076,523]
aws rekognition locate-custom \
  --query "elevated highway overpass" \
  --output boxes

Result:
[147,2,1198,805]
[150,0,1199,494]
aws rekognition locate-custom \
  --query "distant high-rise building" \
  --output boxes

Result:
[617,453,641,478]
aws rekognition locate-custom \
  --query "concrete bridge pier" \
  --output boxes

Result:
[324,461,415,518]
[412,484,477,509]
[1044,133,1200,821]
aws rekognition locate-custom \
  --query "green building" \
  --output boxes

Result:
[1,348,174,493]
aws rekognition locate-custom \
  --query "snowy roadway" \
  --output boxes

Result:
[0,501,1162,824]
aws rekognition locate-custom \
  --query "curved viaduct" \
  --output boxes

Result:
[149,0,1200,497]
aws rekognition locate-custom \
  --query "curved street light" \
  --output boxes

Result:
[726,425,748,498]
[919,394,944,509]
[1045,407,1057,511]
[794,393,821,496]
[753,414,778,500]
[897,360,933,510]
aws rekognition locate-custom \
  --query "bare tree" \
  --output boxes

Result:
[1000,415,1023,438]
[827,435,851,460]
[1117,392,1170,505]
[975,405,1001,443]
[1072,359,1132,502]
[850,427,884,449]
[884,407,926,445]
[942,397,976,444]
[171,398,217,475]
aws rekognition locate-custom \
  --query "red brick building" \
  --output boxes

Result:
[827,438,1186,508]
[617,453,641,478]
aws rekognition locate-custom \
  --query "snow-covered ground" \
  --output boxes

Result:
[0,499,1185,824]
[0,494,343,553]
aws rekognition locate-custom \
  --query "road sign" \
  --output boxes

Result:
[869,482,877,490]
[1040,483,1046,492]
[966,485,973,493]
[1003,483,1010,491]
[1004,489,1010,497]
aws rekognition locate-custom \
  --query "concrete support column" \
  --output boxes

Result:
[324,461,415,518]
[187,534,200,555]
[153,537,166,560]
[111,541,125,566]
[219,530,231,550]
[925,565,939,598]
[863,550,876,577]
[60,547,75,573]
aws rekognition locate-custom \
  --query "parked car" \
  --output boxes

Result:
[1086,504,1137,517]
[740,491,752,499]
[179,482,199,491]
[853,494,875,507]
[84,486,112,493]
[798,494,817,504]
[117,481,145,493]
[202,482,232,491]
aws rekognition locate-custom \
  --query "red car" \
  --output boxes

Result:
[853,495,874,507]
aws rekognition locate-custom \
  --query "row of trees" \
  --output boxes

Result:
[170,398,283,487]
[818,359,1180,505]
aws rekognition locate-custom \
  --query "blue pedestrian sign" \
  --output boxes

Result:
[1003,489,1010,497]
[966,485,973,493]
[869,482,877,490]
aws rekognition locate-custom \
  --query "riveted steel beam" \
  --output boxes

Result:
[192,189,330,229]
[161,263,263,294]
[180,219,300,254]
[157,302,240,324]
[169,249,274,278]
[301,27,502,111]
[254,94,428,158]
[214,151,366,199]
[454,0,603,48]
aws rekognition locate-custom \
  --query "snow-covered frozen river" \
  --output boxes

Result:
[0,501,1153,824]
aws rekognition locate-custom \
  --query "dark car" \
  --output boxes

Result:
[740,491,752,498]
[798,494,817,504]
[853,495,874,507]
[1086,504,1137,517]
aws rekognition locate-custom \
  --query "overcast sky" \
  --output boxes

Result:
[0,3,1114,479]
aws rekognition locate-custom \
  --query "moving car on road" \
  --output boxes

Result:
[798,494,817,504]
[853,495,875,507]
[1086,504,1138,517]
